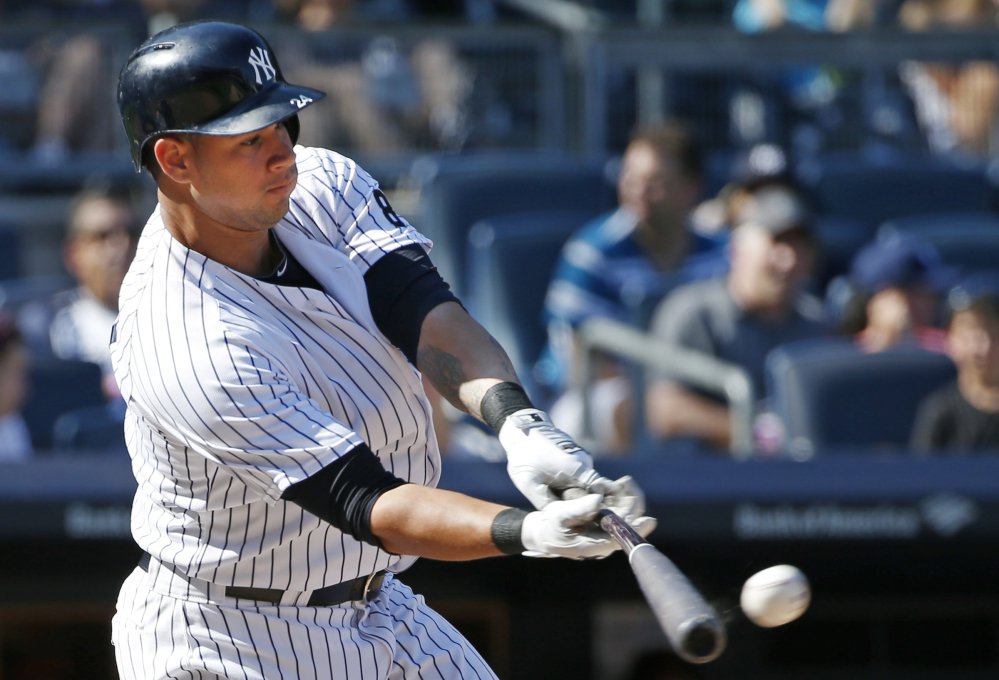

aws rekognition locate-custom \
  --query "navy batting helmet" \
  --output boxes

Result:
[117,20,325,171]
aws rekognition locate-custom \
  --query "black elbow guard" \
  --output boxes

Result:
[281,444,406,548]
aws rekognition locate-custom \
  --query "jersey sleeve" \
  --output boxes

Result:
[287,147,431,276]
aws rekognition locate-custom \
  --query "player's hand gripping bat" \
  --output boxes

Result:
[562,487,726,664]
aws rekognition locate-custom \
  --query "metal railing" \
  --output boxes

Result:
[573,316,755,458]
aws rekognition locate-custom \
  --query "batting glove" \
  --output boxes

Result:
[498,409,649,522]
[521,493,656,560]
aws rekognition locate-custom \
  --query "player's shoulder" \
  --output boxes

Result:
[294,145,375,194]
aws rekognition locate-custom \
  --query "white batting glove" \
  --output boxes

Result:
[521,493,618,559]
[520,493,658,560]
[498,409,649,522]
[599,474,648,526]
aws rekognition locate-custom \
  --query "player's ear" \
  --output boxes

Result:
[153,136,195,184]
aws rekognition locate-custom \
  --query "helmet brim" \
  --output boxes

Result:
[192,81,326,137]
[134,81,326,170]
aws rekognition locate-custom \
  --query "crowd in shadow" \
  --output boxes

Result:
[3,0,999,466]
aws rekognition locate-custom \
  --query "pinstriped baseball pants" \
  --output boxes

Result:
[111,566,498,679]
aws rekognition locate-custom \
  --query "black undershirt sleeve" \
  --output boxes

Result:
[363,245,461,365]
[281,444,407,549]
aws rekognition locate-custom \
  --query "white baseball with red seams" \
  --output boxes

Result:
[740,564,811,628]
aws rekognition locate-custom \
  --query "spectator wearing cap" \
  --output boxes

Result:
[645,183,831,454]
[691,142,793,237]
[911,273,999,453]
[0,315,32,462]
[840,238,951,354]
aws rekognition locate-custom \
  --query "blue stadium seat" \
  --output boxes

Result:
[811,214,873,289]
[23,358,106,451]
[766,338,956,458]
[412,152,615,297]
[876,214,999,278]
[52,404,124,453]
[464,210,593,396]
[797,153,992,229]
[878,211,999,241]
[0,224,20,281]
[0,275,74,358]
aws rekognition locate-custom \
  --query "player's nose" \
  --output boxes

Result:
[265,123,296,171]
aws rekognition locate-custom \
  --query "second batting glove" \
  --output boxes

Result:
[520,493,657,560]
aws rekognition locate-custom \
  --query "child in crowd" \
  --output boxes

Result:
[0,315,32,462]
[841,237,951,354]
[911,274,999,453]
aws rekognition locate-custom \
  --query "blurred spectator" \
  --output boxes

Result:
[837,237,952,353]
[28,0,216,161]
[898,0,999,159]
[911,273,999,453]
[646,184,830,454]
[49,186,138,401]
[540,120,727,453]
[273,0,475,154]
[729,0,898,151]
[691,142,793,237]
[29,32,120,161]
[0,314,32,462]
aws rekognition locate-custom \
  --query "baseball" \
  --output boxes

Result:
[740,564,811,628]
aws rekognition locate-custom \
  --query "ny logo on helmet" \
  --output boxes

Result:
[248,47,276,85]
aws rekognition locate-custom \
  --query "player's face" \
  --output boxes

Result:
[186,123,298,233]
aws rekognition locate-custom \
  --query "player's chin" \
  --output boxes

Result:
[258,197,292,226]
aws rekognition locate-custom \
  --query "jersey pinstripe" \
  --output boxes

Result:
[111,145,441,590]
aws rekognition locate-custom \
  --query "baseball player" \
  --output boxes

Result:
[109,20,653,680]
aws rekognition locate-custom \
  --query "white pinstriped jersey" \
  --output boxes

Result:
[111,145,441,591]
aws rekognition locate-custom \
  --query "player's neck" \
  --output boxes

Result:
[158,191,280,276]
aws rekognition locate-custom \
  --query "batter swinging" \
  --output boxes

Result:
[110,20,652,680]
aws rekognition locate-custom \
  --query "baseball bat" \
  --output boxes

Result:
[563,488,726,664]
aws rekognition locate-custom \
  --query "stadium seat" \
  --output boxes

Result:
[765,338,956,458]
[878,211,999,241]
[411,151,615,297]
[0,275,74,358]
[811,214,873,290]
[797,153,992,229]
[0,224,20,281]
[22,358,106,451]
[876,214,999,278]
[52,404,124,453]
[464,210,591,395]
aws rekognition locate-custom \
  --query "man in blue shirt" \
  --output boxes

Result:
[540,121,727,452]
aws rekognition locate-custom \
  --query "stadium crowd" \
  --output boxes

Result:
[2,0,999,461]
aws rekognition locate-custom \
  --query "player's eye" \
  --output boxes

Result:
[241,135,260,147]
